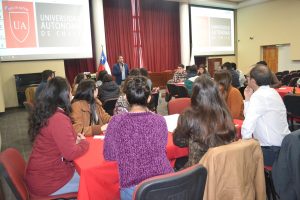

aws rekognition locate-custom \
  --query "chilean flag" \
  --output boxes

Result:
[98,49,111,74]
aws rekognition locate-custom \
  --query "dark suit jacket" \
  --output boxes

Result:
[272,130,300,200]
[112,63,129,85]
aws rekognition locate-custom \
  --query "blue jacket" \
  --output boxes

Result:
[112,63,129,85]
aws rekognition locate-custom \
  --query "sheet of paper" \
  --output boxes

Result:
[93,135,105,140]
[164,114,179,133]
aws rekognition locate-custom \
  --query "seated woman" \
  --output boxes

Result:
[72,73,86,96]
[104,76,173,200]
[114,68,141,115]
[197,64,211,78]
[214,70,244,120]
[71,79,111,136]
[96,70,108,88]
[25,77,89,197]
[173,75,236,169]
[98,74,120,103]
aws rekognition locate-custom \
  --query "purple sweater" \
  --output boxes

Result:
[104,112,173,188]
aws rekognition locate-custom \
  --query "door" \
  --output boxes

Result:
[263,46,278,73]
[208,58,222,76]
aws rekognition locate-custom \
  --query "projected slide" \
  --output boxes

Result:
[0,0,92,61]
[190,6,235,56]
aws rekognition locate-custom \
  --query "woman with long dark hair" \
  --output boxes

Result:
[72,73,86,95]
[173,75,236,169]
[214,70,244,119]
[25,77,89,197]
[71,79,111,136]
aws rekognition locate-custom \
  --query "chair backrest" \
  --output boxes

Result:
[0,149,78,200]
[176,85,189,98]
[168,98,191,115]
[281,74,292,86]
[276,74,282,81]
[133,164,207,200]
[283,94,300,117]
[288,77,300,87]
[0,148,29,200]
[272,129,300,200]
[282,70,289,76]
[103,98,118,116]
[166,83,178,97]
[199,139,266,200]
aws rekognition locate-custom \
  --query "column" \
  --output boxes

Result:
[179,3,190,67]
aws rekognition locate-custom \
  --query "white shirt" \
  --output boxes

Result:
[121,64,126,80]
[241,85,290,146]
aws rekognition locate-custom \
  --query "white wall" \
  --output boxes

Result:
[278,45,300,72]
[237,0,300,73]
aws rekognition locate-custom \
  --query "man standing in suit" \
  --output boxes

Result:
[112,56,129,85]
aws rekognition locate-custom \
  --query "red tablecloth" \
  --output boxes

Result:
[74,133,188,200]
[233,119,243,139]
[275,86,300,98]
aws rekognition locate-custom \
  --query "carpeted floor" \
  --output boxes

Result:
[0,90,169,200]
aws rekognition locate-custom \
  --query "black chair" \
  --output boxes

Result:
[288,77,300,87]
[176,85,189,98]
[282,70,289,76]
[133,164,207,200]
[103,98,118,116]
[166,83,178,100]
[283,94,300,131]
[281,74,292,86]
[276,74,282,81]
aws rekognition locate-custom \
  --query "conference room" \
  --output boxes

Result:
[0,0,300,199]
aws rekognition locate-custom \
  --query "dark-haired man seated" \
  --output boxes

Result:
[241,64,290,166]
[172,64,187,83]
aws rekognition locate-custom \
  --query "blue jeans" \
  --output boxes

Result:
[120,186,136,200]
[261,146,281,166]
[51,171,80,196]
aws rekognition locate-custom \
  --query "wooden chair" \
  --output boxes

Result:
[133,164,207,200]
[0,148,77,200]
[23,101,34,113]
[24,86,37,103]
[168,98,191,115]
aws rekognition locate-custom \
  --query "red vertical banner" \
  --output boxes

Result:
[3,1,36,48]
